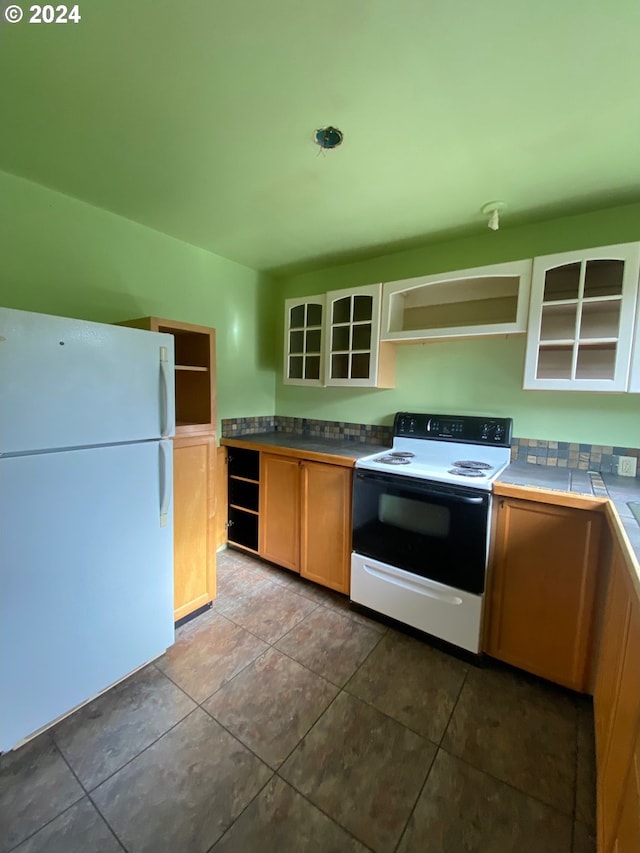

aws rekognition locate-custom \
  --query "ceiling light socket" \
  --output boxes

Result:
[481,201,506,231]
[314,126,343,150]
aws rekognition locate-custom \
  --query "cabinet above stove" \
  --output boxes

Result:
[381,259,532,342]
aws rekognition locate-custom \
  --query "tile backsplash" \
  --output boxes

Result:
[222,416,392,445]
[221,416,276,436]
[509,438,640,474]
[221,416,639,475]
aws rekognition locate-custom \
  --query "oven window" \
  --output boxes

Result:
[379,494,450,538]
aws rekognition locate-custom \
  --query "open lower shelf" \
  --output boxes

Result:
[228,506,259,551]
[229,504,258,515]
[228,541,260,556]
[175,364,209,372]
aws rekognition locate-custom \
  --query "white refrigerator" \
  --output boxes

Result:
[0,307,176,752]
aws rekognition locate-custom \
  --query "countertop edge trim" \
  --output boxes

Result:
[221,437,356,468]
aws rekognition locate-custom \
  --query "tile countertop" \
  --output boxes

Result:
[497,461,640,564]
[221,432,385,467]
[221,434,640,563]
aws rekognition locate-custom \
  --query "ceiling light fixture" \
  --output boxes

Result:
[314,126,343,150]
[481,201,506,231]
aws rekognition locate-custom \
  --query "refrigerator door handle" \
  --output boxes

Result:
[159,346,175,438]
[159,439,172,527]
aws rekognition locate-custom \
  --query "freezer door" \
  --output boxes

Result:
[0,307,175,454]
[0,441,174,752]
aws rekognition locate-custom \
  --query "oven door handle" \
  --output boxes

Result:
[360,561,464,605]
[355,471,487,505]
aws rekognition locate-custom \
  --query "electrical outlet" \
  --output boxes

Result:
[617,456,637,477]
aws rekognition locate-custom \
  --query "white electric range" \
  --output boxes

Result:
[350,412,513,653]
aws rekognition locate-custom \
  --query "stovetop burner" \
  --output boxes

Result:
[448,467,487,478]
[453,460,493,470]
[390,451,415,458]
[378,455,412,465]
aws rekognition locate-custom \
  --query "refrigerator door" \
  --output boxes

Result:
[0,440,174,752]
[0,307,175,455]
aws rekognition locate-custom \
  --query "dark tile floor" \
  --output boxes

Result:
[0,549,597,853]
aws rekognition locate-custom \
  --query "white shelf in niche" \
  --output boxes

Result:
[381,259,532,342]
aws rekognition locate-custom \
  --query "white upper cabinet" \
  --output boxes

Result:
[324,283,394,387]
[381,260,533,342]
[523,243,640,392]
[283,295,325,386]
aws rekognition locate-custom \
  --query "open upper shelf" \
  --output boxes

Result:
[381,260,532,341]
[118,316,216,433]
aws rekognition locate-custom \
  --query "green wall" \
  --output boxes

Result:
[2,171,638,446]
[275,204,640,445]
[0,171,276,428]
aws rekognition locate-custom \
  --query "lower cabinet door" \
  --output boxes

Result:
[612,730,640,853]
[486,497,601,691]
[172,434,216,621]
[259,453,301,572]
[596,565,640,853]
[300,461,352,594]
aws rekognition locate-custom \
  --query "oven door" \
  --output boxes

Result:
[352,470,490,594]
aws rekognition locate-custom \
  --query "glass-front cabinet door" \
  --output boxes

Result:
[283,296,325,386]
[523,243,640,392]
[324,283,387,387]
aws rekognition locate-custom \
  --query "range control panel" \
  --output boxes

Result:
[393,412,513,447]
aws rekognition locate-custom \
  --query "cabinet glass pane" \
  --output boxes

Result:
[353,295,373,321]
[307,303,323,326]
[583,260,624,298]
[289,330,304,354]
[540,304,577,341]
[333,297,352,324]
[576,345,616,380]
[332,325,350,351]
[304,356,321,380]
[306,329,321,352]
[537,346,573,380]
[290,305,305,328]
[579,300,621,340]
[331,354,349,379]
[543,263,581,301]
[351,353,371,379]
[289,356,303,379]
[352,323,372,350]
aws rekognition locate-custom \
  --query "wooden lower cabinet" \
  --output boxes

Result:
[485,496,601,691]
[594,539,640,853]
[259,454,300,571]
[259,452,352,594]
[300,460,352,594]
[613,730,640,853]
[172,433,216,622]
